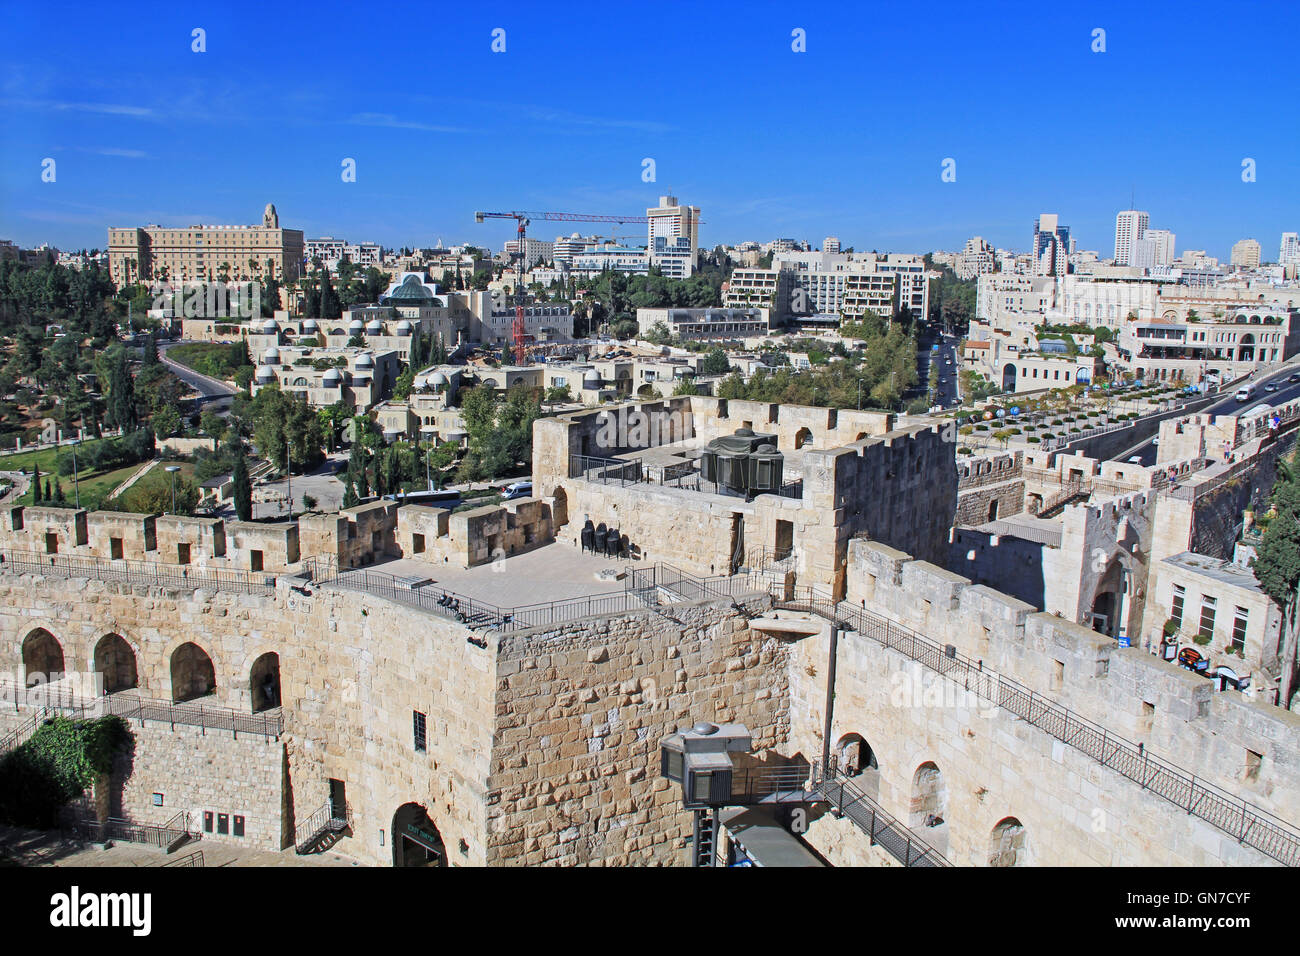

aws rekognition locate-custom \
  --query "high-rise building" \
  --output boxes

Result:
[1114,210,1150,266]
[1231,239,1262,269]
[1032,214,1070,276]
[108,203,304,288]
[646,196,700,275]
[955,236,996,280]
[823,236,841,254]
[504,237,554,269]
[553,233,595,268]
[1131,229,1176,270]
[1280,232,1300,266]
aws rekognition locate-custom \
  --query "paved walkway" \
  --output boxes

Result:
[0,824,363,867]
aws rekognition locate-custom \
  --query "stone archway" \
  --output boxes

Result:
[794,427,813,450]
[250,652,281,712]
[391,803,446,867]
[1002,364,1017,391]
[22,628,64,687]
[1089,558,1124,637]
[988,816,1028,866]
[170,642,216,703]
[909,761,947,829]
[94,634,137,694]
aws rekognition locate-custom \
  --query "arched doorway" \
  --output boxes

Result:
[1090,558,1124,637]
[835,733,880,800]
[250,652,281,712]
[1238,333,1255,362]
[170,642,216,702]
[989,816,1028,866]
[909,761,947,828]
[987,499,999,522]
[391,803,446,867]
[22,628,64,687]
[794,427,812,450]
[1002,364,1017,391]
[94,634,137,694]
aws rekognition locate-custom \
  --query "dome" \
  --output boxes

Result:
[388,274,434,301]
[348,319,364,333]
[255,366,276,382]
[355,352,375,368]
[583,370,602,386]
[413,375,429,390]
[323,368,341,384]
[262,319,278,334]
[263,347,280,364]
[430,372,448,386]
[383,429,400,442]
[365,319,384,334]
[396,320,413,334]
[302,319,318,332]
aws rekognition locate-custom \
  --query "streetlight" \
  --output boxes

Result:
[285,438,293,518]
[68,439,81,510]
[164,465,181,514]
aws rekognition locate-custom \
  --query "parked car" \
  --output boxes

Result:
[501,480,533,500]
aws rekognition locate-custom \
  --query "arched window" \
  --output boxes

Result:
[171,642,216,703]
[94,634,137,693]
[988,817,1028,866]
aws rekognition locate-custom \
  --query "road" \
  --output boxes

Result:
[1116,365,1300,465]
[916,331,960,409]
[158,340,237,413]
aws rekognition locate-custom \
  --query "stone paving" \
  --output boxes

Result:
[0,824,363,867]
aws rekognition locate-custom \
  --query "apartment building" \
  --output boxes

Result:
[955,236,996,280]
[1032,214,1070,276]
[636,307,772,340]
[1114,210,1150,266]
[1231,239,1262,269]
[1281,233,1300,266]
[251,345,401,413]
[504,237,554,269]
[647,195,699,275]
[108,203,304,288]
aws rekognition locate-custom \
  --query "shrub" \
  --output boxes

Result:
[1028,436,1041,443]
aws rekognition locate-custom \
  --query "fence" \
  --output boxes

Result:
[773,583,1300,867]
[0,548,279,597]
[570,454,643,485]
[0,679,283,740]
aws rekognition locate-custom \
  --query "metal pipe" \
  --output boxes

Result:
[821,624,839,775]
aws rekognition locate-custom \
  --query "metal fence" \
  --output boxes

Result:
[811,759,950,867]
[0,548,279,596]
[0,679,283,740]
[569,454,643,485]
[775,584,1300,867]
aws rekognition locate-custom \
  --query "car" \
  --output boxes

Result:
[1127,456,1143,464]
[1266,383,1279,392]
[1290,373,1300,383]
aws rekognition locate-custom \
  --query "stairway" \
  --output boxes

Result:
[809,763,949,867]
[294,801,352,854]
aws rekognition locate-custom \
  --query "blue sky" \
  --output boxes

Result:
[1,0,1296,261]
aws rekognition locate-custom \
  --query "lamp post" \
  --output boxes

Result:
[69,439,81,510]
[285,438,293,518]
[165,465,181,514]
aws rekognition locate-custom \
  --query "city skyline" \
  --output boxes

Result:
[2,1,1297,260]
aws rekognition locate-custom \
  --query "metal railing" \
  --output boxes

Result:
[811,759,950,867]
[0,548,279,596]
[569,454,643,485]
[775,584,1300,867]
[295,800,352,853]
[0,679,283,740]
[161,849,204,867]
[68,811,195,852]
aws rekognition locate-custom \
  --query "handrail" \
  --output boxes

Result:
[0,548,278,596]
[294,800,352,852]
[161,849,204,867]
[811,759,951,867]
[775,583,1300,867]
[0,679,283,740]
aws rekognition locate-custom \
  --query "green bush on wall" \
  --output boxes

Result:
[0,715,132,828]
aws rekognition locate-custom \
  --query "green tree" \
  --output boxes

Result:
[1253,456,1300,707]
[232,452,252,521]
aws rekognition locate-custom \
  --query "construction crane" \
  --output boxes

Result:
[474,209,669,364]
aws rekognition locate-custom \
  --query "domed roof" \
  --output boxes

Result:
[256,365,276,381]
[389,274,434,301]
[355,352,375,368]
[302,319,318,331]
[262,319,278,333]
[430,371,448,386]
[365,319,384,333]
[583,369,602,384]
[396,319,413,334]
[263,347,280,363]
[348,318,364,332]
[323,367,341,383]
[413,375,429,390]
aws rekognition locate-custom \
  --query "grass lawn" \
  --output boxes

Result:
[0,436,120,476]
[12,461,143,511]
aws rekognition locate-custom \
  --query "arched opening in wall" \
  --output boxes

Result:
[1001,364,1017,391]
[988,816,1028,866]
[987,499,999,522]
[250,652,281,712]
[794,427,812,450]
[909,761,948,829]
[834,733,878,782]
[94,634,137,694]
[550,485,568,527]
[1027,493,1043,515]
[1238,333,1255,362]
[636,383,656,397]
[22,629,64,687]
[1089,558,1124,638]
[855,432,868,442]
[170,642,216,703]
[391,802,446,867]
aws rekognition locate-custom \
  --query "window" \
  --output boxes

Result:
[110,537,124,560]
[1198,596,1217,641]
[412,533,425,554]
[233,815,245,837]
[413,710,427,753]
[1170,585,1185,629]
[152,792,164,807]
[217,813,229,835]
[177,543,191,565]
[1232,608,1248,653]
[250,550,263,572]
[203,811,213,833]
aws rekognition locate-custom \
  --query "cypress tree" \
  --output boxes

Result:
[232,453,252,522]
[31,465,41,503]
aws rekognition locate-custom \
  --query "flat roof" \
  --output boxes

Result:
[719,807,824,867]
[1163,551,1265,593]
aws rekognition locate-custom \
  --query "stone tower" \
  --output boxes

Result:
[263,203,279,229]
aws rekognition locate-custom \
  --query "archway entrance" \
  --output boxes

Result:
[250,652,281,712]
[989,816,1028,866]
[171,642,216,702]
[94,634,137,694]
[1090,559,1124,637]
[22,629,64,687]
[1002,364,1017,391]
[391,803,446,867]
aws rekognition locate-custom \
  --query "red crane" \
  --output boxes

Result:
[474,209,660,364]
